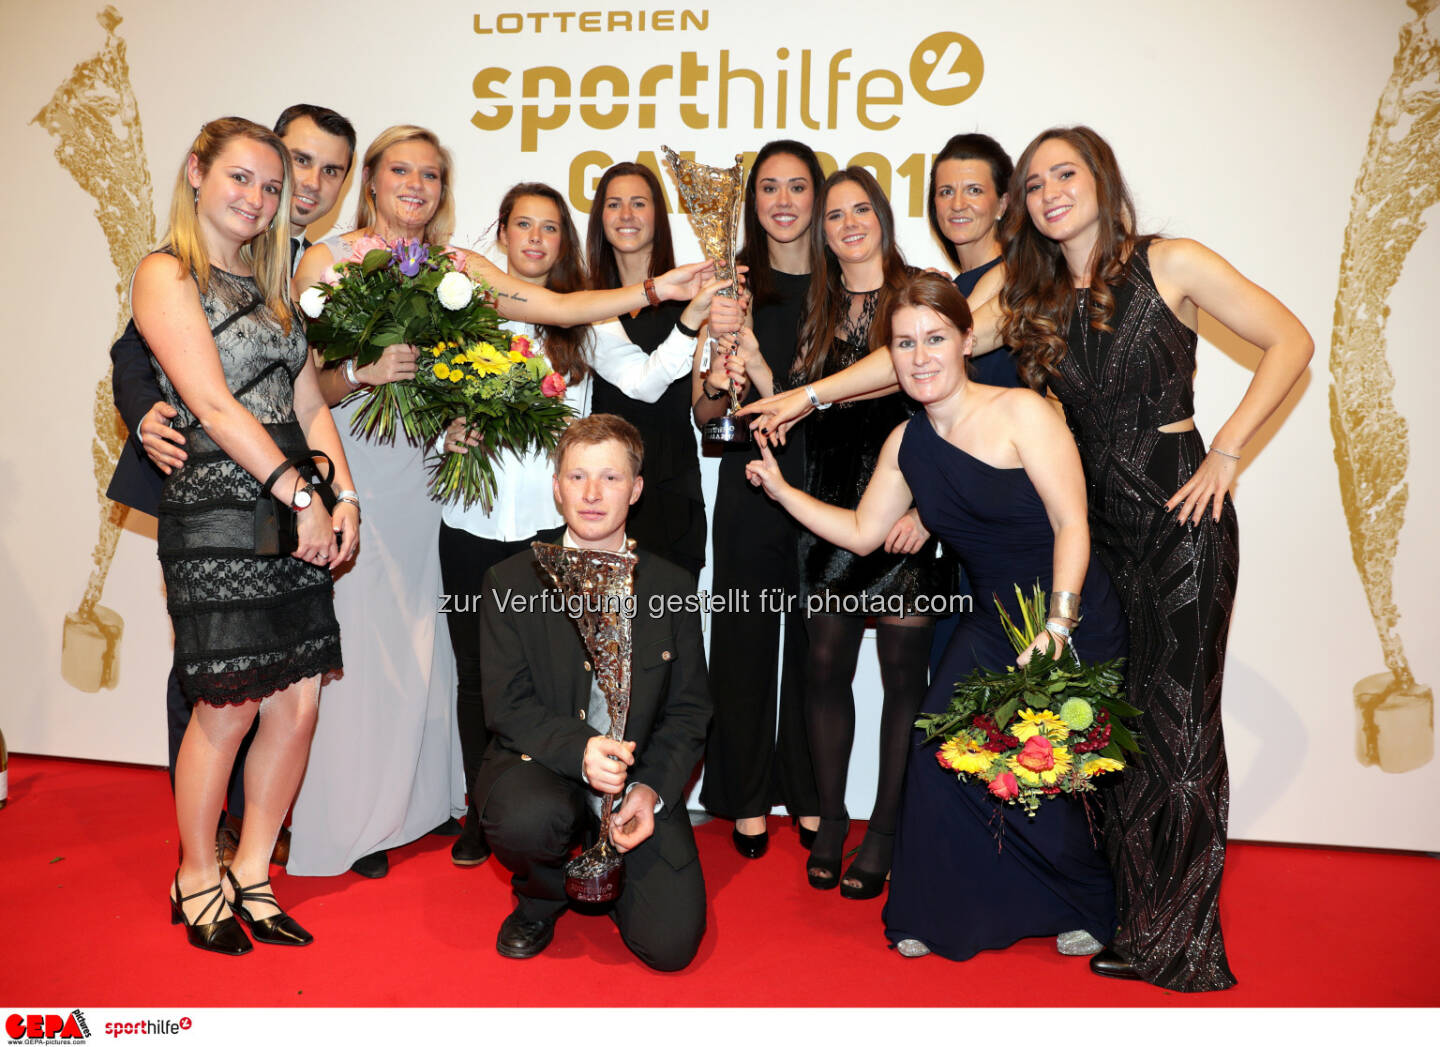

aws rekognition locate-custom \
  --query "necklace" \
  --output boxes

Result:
[1076,287,1090,356]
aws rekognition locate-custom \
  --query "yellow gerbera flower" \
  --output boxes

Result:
[1081,756,1124,777]
[433,362,451,380]
[450,369,465,383]
[1012,708,1070,743]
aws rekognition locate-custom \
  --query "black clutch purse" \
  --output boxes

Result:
[254,452,338,556]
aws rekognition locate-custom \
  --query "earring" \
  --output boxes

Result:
[192,187,199,208]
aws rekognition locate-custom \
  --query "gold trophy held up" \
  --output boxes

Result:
[662,146,749,447]
[532,540,638,902]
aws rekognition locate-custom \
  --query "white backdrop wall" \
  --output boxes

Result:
[1,0,1436,851]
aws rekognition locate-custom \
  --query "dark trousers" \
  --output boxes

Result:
[699,472,817,820]
[438,524,535,833]
[480,758,706,972]
[165,666,250,818]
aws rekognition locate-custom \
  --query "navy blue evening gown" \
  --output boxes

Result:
[882,414,1128,960]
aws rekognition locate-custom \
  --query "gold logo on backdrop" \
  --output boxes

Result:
[1330,0,1437,773]
[33,6,155,693]
[473,9,710,33]
[472,35,984,150]
[908,32,983,107]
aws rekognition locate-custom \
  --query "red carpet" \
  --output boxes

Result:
[2,754,1435,1008]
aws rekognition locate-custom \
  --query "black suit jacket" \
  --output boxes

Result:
[474,529,712,869]
[107,319,165,514]
[106,237,309,514]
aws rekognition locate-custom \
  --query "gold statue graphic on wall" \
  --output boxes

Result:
[33,6,155,692]
[1330,0,1437,772]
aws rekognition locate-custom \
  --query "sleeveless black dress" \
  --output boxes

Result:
[883,415,1126,960]
[1047,240,1240,992]
[151,263,342,706]
[796,288,952,611]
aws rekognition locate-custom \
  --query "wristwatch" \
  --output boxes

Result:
[292,480,316,511]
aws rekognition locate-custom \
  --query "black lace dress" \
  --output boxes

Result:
[795,288,952,610]
[1047,240,1240,992]
[150,262,342,706]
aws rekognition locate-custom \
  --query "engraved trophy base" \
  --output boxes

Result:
[1354,670,1434,774]
[702,413,751,448]
[565,840,626,902]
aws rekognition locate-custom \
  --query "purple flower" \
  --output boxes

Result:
[392,239,429,278]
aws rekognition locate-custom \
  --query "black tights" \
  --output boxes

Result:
[804,614,933,870]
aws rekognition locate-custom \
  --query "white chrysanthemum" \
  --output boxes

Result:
[298,286,327,319]
[437,271,474,310]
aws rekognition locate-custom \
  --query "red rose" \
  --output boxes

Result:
[541,372,566,398]
[1016,735,1055,772]
[989,772,1019,800]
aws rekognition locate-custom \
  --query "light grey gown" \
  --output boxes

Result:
[286,234,465,875]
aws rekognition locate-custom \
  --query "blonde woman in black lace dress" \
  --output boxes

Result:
[132,117,359,955]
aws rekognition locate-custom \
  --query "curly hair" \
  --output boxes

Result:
[998,126,1144,391]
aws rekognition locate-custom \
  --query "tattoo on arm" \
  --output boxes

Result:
[492,288,528,303]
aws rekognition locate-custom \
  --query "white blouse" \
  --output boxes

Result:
[439,318,696,540]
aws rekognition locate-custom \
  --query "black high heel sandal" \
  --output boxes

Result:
[839,828,894,900]
[806,817,849,890]
[170,871,252,955]
[792,815,818,851]
[225,868,313,946]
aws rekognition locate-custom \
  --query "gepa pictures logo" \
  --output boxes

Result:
[472,31,983,151]
[5,1011,89,1042]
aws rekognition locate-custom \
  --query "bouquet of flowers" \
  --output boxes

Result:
[915,585,1142,816]
[299,237,573,506]
[299,236,505,443]
[414,333,572,508]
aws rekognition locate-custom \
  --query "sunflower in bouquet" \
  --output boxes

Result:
[298,236,508,444]
[413,333,572,508]
[916,585,1141,816]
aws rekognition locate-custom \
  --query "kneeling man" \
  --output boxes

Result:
[475,414,711,970]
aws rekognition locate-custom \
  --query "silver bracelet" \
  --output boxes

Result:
[805,384,831,411]
[1049,591,1080,621]
[1209,447,1240,462]
[335,489,361,514]
[1045,618,1073,639]
[344,358,363,389]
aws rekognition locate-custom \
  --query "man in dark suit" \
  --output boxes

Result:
[106,104,355,863]
[476,415,711,970]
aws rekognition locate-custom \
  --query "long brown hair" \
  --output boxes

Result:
[163,116,295,333]
[998,126,1142,390]
[792,167,909,383]
[737,140,824,308]
[495,182,591,384]
[584,162,675,289]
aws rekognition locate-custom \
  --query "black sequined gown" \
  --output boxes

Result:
[151,261,342,706]
[1047,240,1240,992]
[797,288,952,609]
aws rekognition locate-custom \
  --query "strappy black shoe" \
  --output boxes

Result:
[225,868,313,946]
[839,828,894,900]
[806,817,849,890]
[170,871,252,955]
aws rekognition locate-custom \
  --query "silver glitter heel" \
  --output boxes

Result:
[895,938,931,958]
[1056,930,1104,956]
